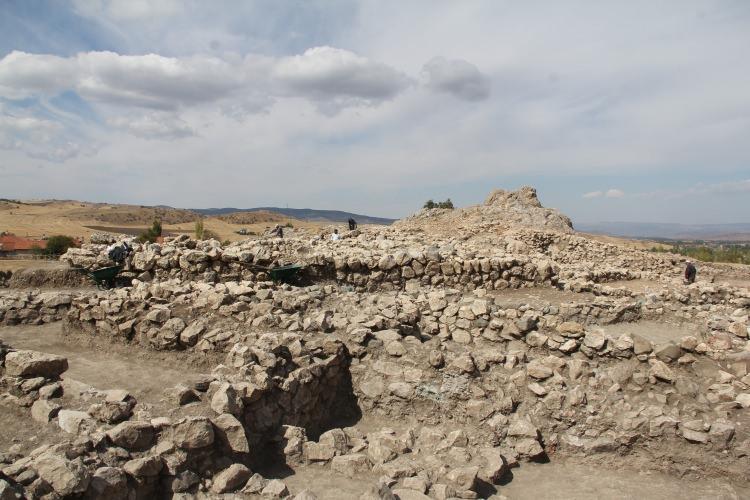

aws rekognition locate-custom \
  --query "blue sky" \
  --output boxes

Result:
[0,0,748,223]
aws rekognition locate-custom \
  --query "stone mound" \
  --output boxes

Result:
[395,186,573,235]
[484,185,543,208]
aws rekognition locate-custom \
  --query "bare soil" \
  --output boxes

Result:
[501,459,748,500]
[0,259,66,273]
[488,287,596,308]
[607,279,667,293]
[601,319,703,343]
[0,323,210,406]
[0,397,65,457]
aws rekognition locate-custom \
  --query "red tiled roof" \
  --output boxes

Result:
[0,235,47,251]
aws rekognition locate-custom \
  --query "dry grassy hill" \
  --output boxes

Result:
[215,210,289,225]
[0,200,323,244]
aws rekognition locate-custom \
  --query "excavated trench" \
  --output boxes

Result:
[0,320,364,471]
[2,272,749,498]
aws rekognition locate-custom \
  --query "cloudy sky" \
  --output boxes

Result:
[1,0,748,223]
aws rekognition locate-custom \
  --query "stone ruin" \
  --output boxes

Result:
[0,186,749,499]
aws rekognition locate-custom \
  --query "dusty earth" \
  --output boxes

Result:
[0,323,210,405]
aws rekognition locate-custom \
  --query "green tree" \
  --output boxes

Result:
[423,199,436,209]
[437,198,454,209]
[138,218,163,243]
[151,219,162,237]
[44,235,76,256]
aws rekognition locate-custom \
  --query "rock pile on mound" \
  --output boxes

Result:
[396,186,573,235]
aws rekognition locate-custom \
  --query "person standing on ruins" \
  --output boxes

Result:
[684,261,696,284]
[269,224,283,238]
[331,229,340,241]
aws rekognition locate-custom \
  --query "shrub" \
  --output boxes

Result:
[424,198,454,209]
[43,235,77,256]
[137,218,163,243]
[195,219,205,240]
[151,219,162,237]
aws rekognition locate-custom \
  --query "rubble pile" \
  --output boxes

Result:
[0,338,353,499]
[395,186,574,234]
[0,291,78,326]
[0,187,749,498]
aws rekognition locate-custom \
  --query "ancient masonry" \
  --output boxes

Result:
[0,187,749,499]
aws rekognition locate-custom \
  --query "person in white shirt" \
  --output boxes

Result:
[330,229,340,241]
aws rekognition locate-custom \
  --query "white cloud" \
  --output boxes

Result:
[0,113,91,162]
[273,47,412,108]
[0,49,410,114]
[422,57,490,101]
[582,191,602,198]
[75,51,245,110]
[108,113,195,140]
[583,189,625,199]
[0,52,77,99]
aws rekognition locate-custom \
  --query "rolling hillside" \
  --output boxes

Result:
[192,207,395,225]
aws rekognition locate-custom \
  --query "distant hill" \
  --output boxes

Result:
[192,207,395,225]
[576,221,750,241]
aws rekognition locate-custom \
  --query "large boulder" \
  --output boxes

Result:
[34,453,91,497]
[211,464,251,493]
[58,409,94,434]
[172,417,215,449]
[212,413,250,453]
[4,350,68,378]
[84,467,128,500]
[106,421,155,451]
[123,456,163,478]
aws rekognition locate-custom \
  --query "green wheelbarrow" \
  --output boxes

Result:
[249,263,304,284]
[88,265,123,289]
[269,264,303,283]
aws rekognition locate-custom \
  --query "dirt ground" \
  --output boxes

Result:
[0,322,219,458]
[0,397,66,458]
[0,259,66,273]
[601,319,703,343]
[0,323,210,406]
[500,459,748,500]
[488,287,596,308]
[607,278,667,293]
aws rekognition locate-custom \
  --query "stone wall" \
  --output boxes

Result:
[0,338,355,498]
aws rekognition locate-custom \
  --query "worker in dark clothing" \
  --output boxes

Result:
[269,224,283,238]
[684,261,696,284]
[348,218,357,231]
[107,241,132,264]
